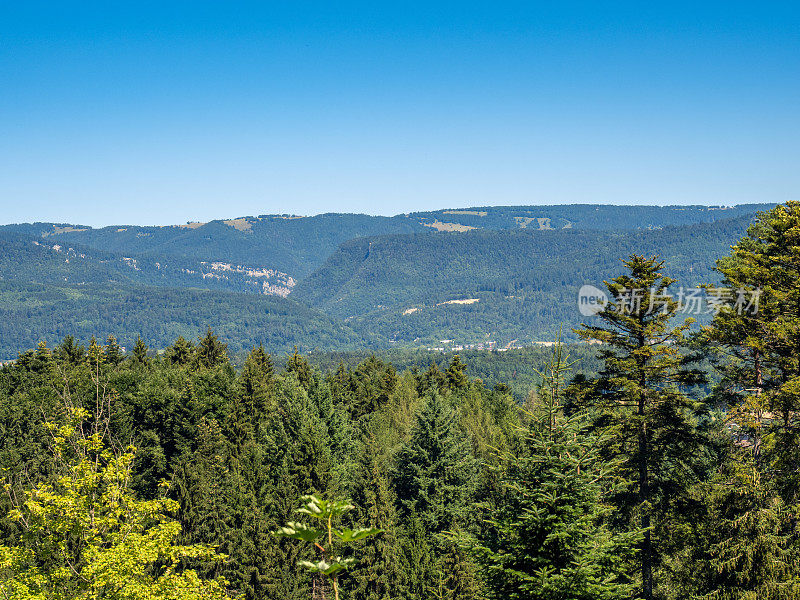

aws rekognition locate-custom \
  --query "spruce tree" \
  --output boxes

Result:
[175,416,235,581]
[32,341,54,375]
[132,335,150,365]
[446,355,469,392]
[346,435,402,600]
[197,328,228,368]
[393,392,478,533]
[165,336,196,366]
[393,393,480,600]
[575,254,704,600]
[416,362,448,396]
[347,356,398,420]
[313,378,356,493]
[689,448,800,599]
[285,347,314,390]
[708,201,800,503]
[699,202,800,596]
[56,334,84,365]
[257,373,337,600]
[86,335,105,372]
[230,344,275,447]
[474,343,638,600]
[395,517,440,600]
[104,334,123,365]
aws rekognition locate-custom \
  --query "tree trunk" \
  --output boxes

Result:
[639,362,653,600]
[754,348,763,463]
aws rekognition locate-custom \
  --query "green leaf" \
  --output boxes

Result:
[298,557,357,576]
[334,527,384,543]
[296,494,355,521]
[273,522,323,542]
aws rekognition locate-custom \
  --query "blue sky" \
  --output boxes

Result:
[1,1,798,226]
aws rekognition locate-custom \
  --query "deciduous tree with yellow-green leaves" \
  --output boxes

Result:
[0,406,230,600]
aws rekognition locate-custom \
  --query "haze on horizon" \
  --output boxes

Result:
[1,1,798,228]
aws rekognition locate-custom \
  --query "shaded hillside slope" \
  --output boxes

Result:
[7,214,429,279]
[0,281,366,360]
[293,215,756,345]
[2,204,774,282]
[0,230,298,296]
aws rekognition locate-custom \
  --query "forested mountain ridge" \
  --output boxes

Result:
[409,202,771,231]
[1,204,771,303]
[293,214,759,345]
[0,204,774,358]
[2,203,773,282]
[1,213,429,279]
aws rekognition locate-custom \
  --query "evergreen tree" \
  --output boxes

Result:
[185,346,279,600]
[708,201,800,504]
[56,334,84,365]
[285,347,314,390]
[230,344,274,447]
[31,341,54,375]
[175,416,235,581]
[346,435,402,600]
[197,328,229,368]
[683,447,800,600]
[575,254,704,600]
[165,336,196,366]
[474,343,638,600]
[312,378,356,494]
[132,334,150,365]
[446,354,469,392]
[86,335,105,372]
[243,344,274,385]
[417,362,448,396]
[385,371,422,445]
[393,392,478,533]
[347,356,398,420]
[393,393,480,600]
[255,373,339,600]
[435,543,483,600]
[395,517,440,600]
[104,334,123,365]
[697,202,800,597]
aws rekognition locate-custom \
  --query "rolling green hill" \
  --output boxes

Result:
[0,281,365,360]
[292,215,757,346]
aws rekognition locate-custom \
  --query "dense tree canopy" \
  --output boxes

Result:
[1,202,800,599]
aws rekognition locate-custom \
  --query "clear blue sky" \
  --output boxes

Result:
[1,1,798,226]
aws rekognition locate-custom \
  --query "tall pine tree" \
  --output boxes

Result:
[393,392,480,600]
[474,343,639,600]
[576,254,704,600]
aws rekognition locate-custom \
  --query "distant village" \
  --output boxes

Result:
[425,339,602,353]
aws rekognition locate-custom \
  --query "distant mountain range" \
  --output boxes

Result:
[0,203,775,358]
